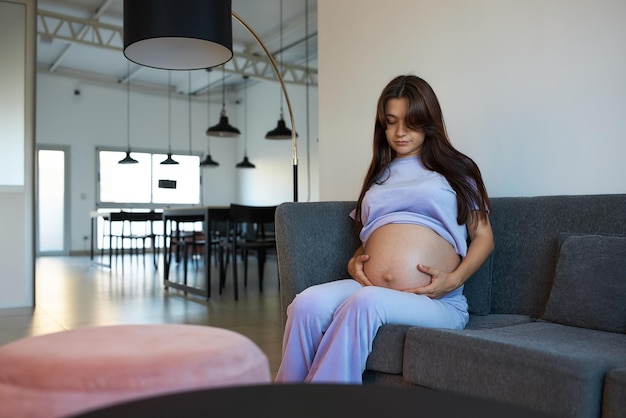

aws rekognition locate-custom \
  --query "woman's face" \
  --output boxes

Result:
[384,97,425,158]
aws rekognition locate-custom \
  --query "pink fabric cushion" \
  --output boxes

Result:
[0,324,270,417]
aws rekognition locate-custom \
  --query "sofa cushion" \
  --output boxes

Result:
[603,368,626,418]
[542,233,626,333]
[403,322,626,418]
[466,313,532,329]
[365,324,411,374]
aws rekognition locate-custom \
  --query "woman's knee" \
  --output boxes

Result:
[343,286,386,313]
[288,285,337,320]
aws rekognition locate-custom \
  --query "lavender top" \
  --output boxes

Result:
[350,156,470,257]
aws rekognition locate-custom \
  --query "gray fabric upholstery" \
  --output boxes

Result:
[488,195,626,317]
[275,201,360,325]
[403,322,626,418]
[542,233,626,333]
[365,324,411,374]
[462,252,493,315]
[603,368,626,418]
[466,314,532,329]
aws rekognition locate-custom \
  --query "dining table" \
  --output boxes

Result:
[161,206,230,299]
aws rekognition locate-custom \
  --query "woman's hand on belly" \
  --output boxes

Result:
[362,224,460,292]
[347,245,374,287]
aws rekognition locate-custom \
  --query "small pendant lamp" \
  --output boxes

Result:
[266,0,298,140]
[206,67,240,138]
[201,69,219,167]
[161,71,179,165]
[118,62,139,164]
[236,76,255,169]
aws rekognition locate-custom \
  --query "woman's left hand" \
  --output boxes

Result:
[403,264,462,299]
[406,211,494,299]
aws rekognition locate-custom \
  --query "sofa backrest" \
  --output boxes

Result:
[485,194,626,317]
[275,194,626,321]
[275,201,360,322]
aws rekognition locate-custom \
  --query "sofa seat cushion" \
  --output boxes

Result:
[466,314,532,329]
[403,322,626,418]
[603,368,626,418]
[364,315,532,375]
[365,324,411,374]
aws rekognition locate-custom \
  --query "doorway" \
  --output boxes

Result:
[37,146,70,255]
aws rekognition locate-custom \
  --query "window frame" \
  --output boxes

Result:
[96,146,204,210]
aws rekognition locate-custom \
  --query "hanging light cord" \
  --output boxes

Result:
[168,71,172,154]
[221,68,227,116]
[126,61,131,151]
[206,70,212,154]
[243,76,248,155]
[188,72,192,155]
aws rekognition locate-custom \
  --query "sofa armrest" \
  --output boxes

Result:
[275,201,361,324]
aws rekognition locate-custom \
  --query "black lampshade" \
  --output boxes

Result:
[160,153,179,165]
[200,154,220,167]
[206,114,241,137]
[265,117,298,140]
[236,155,256,169]
[118,150,139,164]
[123,0,233,70]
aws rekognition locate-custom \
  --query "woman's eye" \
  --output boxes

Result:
[386,120,396,126]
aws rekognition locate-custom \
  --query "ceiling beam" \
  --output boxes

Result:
[37,9,317,86]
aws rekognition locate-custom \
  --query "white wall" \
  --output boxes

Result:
[0,0,35,308]
[318,0,626,200]
[238,79,319,205]
[36,72,318,253]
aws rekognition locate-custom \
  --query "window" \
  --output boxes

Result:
[98,150,201,207]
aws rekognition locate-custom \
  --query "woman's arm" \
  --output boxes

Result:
[407,211,494,298]
[347,244,374,286]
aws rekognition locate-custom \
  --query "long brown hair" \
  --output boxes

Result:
[355,75,491,229]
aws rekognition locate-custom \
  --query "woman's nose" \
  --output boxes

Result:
[397,122,407,136]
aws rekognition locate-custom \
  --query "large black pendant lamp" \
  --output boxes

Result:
[161,71,179,165]
[206,67,240,138]
[236,76,255,169]
[123,0,233,70]
[266,0,298,140]
[201,69,219,167]
[118,61,139,164]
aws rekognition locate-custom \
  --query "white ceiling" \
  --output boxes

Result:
[36,0,318,96]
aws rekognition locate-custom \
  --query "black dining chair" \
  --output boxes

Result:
[223,204,277,301]
[181,209,231,285]
[108,211,162,266]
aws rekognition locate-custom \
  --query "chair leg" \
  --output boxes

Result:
[258,249,266,293]
[183,243,189,286]
[218,245,225,295]
[243,249,249,288]
[231,244,239,301]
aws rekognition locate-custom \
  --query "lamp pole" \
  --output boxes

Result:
[231,12,298,202]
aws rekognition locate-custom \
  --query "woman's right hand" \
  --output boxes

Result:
[348,246,373,286]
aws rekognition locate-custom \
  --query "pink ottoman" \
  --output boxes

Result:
[0,324,270,418]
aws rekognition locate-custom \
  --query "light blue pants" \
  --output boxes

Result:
[275,279,468,384]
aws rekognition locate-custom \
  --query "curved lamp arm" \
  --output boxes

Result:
[232,12,299,202]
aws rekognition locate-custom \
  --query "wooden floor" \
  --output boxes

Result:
[0,250,284,379]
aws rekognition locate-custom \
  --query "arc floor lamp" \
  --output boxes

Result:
[123,0,299,202]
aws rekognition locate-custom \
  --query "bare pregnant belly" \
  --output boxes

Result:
[363,224,461,291]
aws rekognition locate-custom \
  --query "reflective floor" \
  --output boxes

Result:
[0,251,284,379]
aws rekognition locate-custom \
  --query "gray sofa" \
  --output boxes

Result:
[275,195,626,418]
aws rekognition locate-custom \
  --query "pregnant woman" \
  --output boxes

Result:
[275,74,494,383]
